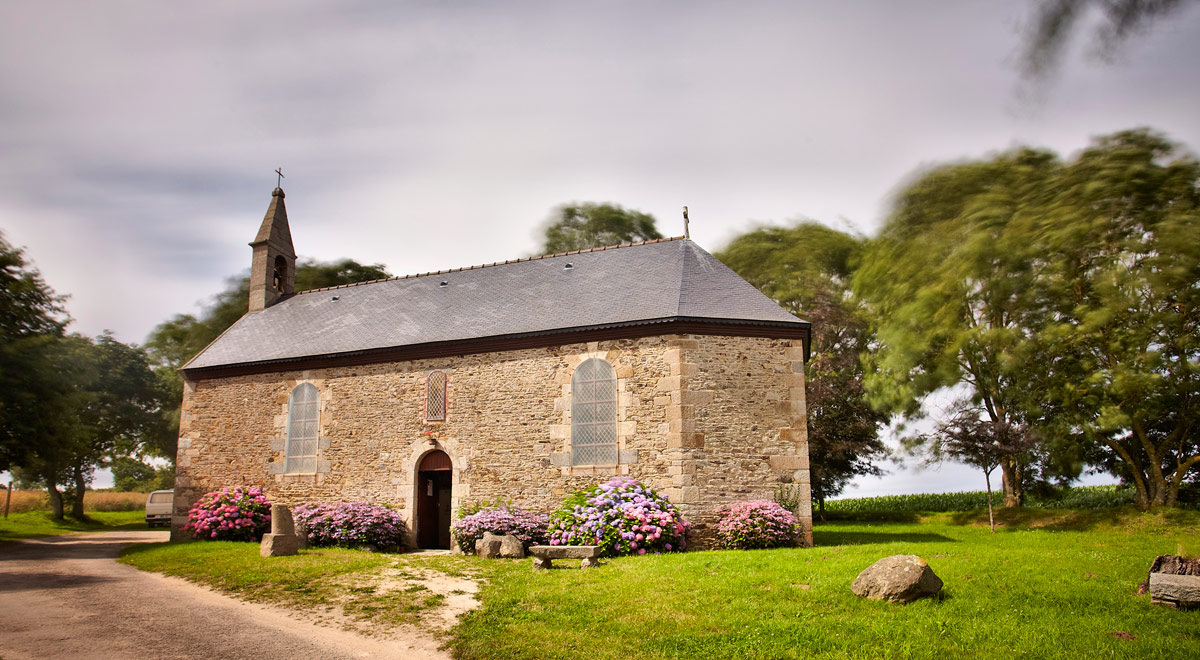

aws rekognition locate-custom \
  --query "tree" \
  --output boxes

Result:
[856,128,1200,509]
[1020,0,1195,83]
[1033,129,1200,507]
[717,222,888,513]
[111,456,174,492]
[19,333,169,519]
[916,402,1039,532]
[0,231,67,472]
[538,203,663,254]
[853,149,1055,506]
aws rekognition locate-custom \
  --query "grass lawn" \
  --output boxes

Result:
[120,508,1200,659]
[0,510,150,541]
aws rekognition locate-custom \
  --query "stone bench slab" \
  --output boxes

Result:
[529,545,601,569]
[529,545,601,559]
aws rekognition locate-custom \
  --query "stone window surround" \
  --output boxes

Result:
[268,376,332,482]
[551,347,638,476]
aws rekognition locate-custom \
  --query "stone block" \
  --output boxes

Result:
[270,437,285,451]
[477,532,525,559]
[1150,573,1200,607]
[769,454,809,471]
[618,449,638,464]
[668,418,695,434]
[260,533,299,557]
[550,452,570,466]
[268,462,284,475]
[270,504,295,535]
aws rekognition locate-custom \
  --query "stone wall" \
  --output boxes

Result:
[173,334,810,548]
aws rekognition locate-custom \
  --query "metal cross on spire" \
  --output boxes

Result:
[682,205,690,239]
[275,168,285,188]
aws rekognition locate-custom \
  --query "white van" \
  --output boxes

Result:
[145,489,174,527]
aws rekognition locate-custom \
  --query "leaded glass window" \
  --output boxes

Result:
[571,359,618,465]
[426,370,447,421]
[285,383,319,473]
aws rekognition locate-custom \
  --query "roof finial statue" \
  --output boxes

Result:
[682,205,690,239]
[275,167,285,189]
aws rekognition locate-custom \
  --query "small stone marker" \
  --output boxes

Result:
[528,545,602,569]
[475,532,525,558]
[260,503,299,557]
[851,554,943,603]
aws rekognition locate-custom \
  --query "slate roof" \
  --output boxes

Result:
[183,237,809,374]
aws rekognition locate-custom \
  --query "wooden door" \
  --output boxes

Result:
[417,451,452,549]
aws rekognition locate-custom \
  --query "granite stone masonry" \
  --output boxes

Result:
[172,334,811,549]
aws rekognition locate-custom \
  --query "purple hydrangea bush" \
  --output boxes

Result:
[715,500,799,550]
[184,487,271,542]
[292,501,408,549]
[451,507,549,554]
[547,477,688,557]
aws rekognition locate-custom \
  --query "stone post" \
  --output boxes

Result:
[260,503,299,557]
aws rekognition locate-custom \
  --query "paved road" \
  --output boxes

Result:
[0,531,446,660]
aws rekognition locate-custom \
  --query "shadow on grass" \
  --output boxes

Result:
[814,530,959,546]
[944,508,1119,532]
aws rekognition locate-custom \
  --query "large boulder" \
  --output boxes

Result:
[475,532,526,559]
[851,555,943,603]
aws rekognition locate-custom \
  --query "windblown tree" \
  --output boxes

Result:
[538,202,663,254]
[856,128,1200,509]
[1020,0,1196,81]
[854,149,1056,507]
[1032,129,1200,508]
[717,223,888,513]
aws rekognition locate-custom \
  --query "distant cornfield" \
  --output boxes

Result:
[821,485,1140,515]
[2,490,146,514]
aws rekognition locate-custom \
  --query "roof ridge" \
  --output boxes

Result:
[296,235,688,295]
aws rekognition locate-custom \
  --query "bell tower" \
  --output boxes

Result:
[248,186,297,312]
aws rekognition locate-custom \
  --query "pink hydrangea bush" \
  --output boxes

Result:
[715,500,799,550]
[451,507,549,554]
[292,501,408,549]
[547,477,688,557]
[184,487,271,542]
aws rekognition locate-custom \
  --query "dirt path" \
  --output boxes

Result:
[0,531,449,660]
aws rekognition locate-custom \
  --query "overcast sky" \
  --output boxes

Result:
[2,1,1196,494]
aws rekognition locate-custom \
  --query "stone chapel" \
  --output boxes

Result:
[171,187,814,548]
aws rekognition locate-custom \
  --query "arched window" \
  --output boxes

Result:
[425,370,447,421]
[571,359,617,465]
[285,383,320,473]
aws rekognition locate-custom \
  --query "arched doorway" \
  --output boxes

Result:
[417,450,453,549]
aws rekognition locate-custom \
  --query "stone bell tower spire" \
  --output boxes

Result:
[248,185,297,312]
